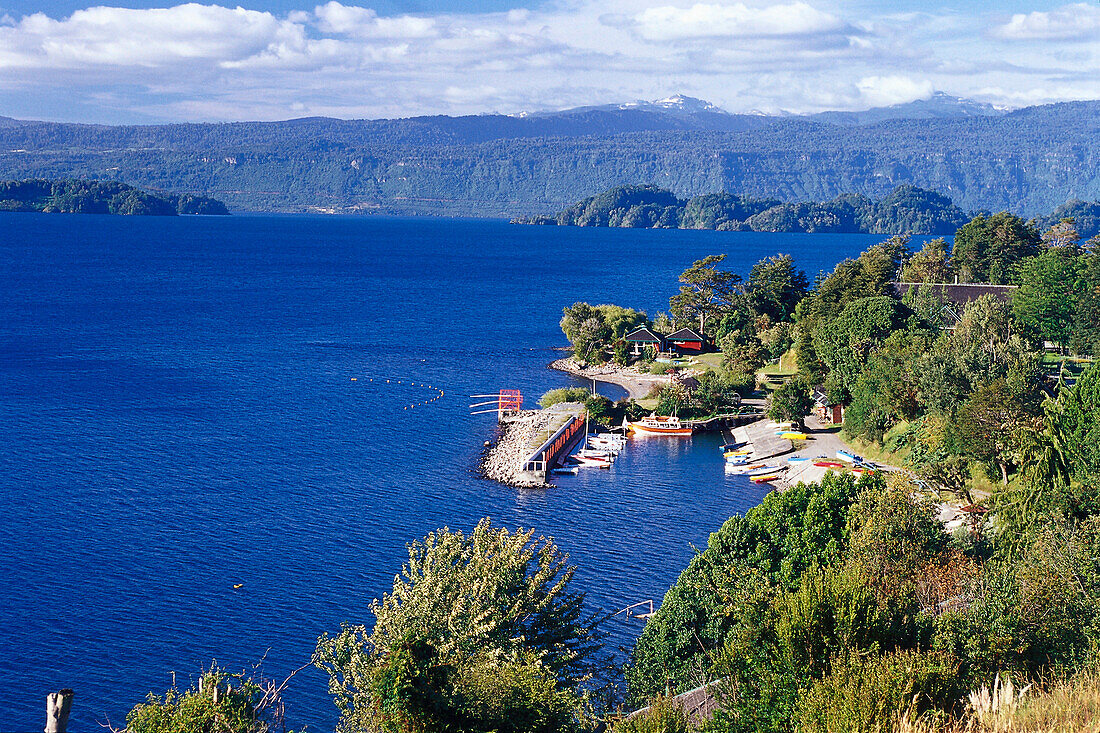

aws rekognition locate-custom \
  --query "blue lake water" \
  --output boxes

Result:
[0,213,916,729]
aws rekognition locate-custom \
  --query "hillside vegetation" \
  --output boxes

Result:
[0,178,228,215]
[517,183,972,235]
[0,101,1098,216]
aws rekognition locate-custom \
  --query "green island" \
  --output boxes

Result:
[112,213,1100,733]
[0,178,229,216]
[514,183,1100,238]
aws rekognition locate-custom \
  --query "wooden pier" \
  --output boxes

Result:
[731,419,794,461]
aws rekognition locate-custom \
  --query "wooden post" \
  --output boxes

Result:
[45,689,73,733]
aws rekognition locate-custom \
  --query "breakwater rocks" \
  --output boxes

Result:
[479,409,557,488]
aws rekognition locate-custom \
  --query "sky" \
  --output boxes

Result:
[0,0,1097,124]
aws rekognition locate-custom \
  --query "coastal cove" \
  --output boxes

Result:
[0,213,936,729]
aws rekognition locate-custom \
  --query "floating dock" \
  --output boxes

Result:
[731,419,794,462]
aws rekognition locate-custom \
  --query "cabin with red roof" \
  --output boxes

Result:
[666,327,707,354]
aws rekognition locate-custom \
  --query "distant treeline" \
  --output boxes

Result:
[0,179,229,216]
[515,184,1100,237]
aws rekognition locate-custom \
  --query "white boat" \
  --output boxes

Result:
[573,453,611,467]
[836,449,862,463]
[587,436,623,451]
[596,432,627,444]
[551,466,578,475]
[746,464,786,477]
[726,461,769,474]
[628,415,692,436]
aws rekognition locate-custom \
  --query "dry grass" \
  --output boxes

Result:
[897,672,1100,733]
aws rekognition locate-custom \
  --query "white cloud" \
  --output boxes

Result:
[0,1,1097,123]
[313,2,437,39]
[632,2,848,41]
[856,75,934,107]
[2,4,303,69]
[995,3,1100,42]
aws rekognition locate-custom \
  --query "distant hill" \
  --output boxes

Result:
[0,178,229,215]
[0,97,1097,217]
[805,92,1009,126]
[516,183,970,235]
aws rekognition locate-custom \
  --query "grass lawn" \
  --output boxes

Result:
[689,352,726,374]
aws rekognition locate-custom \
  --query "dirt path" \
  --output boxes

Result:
[549,358,673,401]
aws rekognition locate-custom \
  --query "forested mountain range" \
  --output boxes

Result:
[0,97,1097,217]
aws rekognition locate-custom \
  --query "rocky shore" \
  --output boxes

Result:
[549,357,677,400]
[479,407,577,488]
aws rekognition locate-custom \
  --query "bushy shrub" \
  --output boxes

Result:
[539,387,592,408]
[614,695,695,733]
[796,650,966,733]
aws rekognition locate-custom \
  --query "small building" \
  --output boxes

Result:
[891,282,1018,331]
[624,326,664,357]
[666,327,707,354]
[813,388,843,425]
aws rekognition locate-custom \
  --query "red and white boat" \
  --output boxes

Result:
[627,415,692,436]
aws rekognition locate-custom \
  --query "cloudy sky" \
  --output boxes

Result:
[0,0,1097,124]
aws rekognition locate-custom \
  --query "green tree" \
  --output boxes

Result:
[812,296,902,394]
[1012,248,1084,350]
[124,665,290,733]
[314,520,603,733]
[767,377,814,427]
[955,379,1030,484]
[669,255,744,335]
[900,237,954,283]
[1059,361,1100,480]
[747,254,809,323]
[1040,218,1082,250]
[952,212,1040,284]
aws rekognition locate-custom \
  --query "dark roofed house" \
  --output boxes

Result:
[624,326,664,356]
[666,327,707,354]
[891,282,1018,330]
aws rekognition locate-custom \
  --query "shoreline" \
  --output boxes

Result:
[549,357,675,401]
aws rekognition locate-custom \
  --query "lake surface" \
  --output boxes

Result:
[0,214,913,729]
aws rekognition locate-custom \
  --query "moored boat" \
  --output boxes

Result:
[628,415,692,436]
[836,449,862,463]
[726,462,769,474]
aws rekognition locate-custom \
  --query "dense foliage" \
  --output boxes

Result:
[2,101,1099,216]
[313,519,605,733]
[123,666,288,733]
[523,184,969,235]
[0,178,228,215]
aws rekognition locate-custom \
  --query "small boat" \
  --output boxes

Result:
[552,466,579,475]
[719,442,747,452]
[778,432,809,440]
[752,473,783,483]
[596,433,627,445]
[628,415,692,436]
[726,462,769,474]
[724,448,752,457]
[788,456,810,462]
[746,464,785,477]
[814,460,845,468]
[725,453,755,464]
[587,436,623,451]
[836,449,862,463]
[574,454,611,467]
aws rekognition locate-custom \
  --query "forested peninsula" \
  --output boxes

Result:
[0,179,229,216]
[516,183,1100,237]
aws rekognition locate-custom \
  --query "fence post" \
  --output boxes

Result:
[45,689,73,733]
